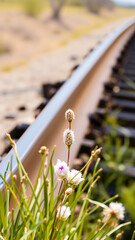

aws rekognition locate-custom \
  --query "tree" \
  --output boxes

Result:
[50,0,66,19]
[81,0,101,14]
[81,0,115,14]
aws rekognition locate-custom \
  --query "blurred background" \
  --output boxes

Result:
[0,0,134,72]
[0,1,135,238]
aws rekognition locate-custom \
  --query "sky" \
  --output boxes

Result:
[113,0,135,7]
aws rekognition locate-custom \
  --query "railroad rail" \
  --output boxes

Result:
[0,18,135,190]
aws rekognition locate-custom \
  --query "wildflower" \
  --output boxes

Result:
[63,129,75,147]
[57,205,71,221]
[54,159,69,180]
[67,169,84,185]
[102,202,125,227]
[65,109,75,122]
[65,187,73,195]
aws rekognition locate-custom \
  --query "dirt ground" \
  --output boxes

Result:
[0,7,134,72]
[0,9,94,71]
[0,7,134,158]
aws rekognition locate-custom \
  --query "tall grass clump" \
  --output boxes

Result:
[0,109,133,239]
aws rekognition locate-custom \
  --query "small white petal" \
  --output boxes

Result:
[57,205,71,221]
[67,169,84,185]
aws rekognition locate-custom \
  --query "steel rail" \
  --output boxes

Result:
[0,18,135,190]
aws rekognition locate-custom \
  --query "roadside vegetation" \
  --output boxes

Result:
[0,109,133,239]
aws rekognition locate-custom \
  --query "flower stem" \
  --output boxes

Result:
[50,181,63,240]
[67,146,70,166]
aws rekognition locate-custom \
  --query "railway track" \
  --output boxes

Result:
[76,31,135,178]
[0,18,135,190]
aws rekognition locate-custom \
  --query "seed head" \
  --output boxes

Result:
[39,146,49,156]
[63,129,75,147]
[65,109,75,122]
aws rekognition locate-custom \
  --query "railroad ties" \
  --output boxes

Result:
[1,80,65,157]
[75,32,135,178]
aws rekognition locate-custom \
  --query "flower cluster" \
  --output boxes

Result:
[54,159,84,185]
[54,158,84,221]
[57,205,71,221]
[53,109,126,231]
[54,159,69,180]
[67,169,84,185]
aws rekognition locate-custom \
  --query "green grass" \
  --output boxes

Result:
[1,131,130,240]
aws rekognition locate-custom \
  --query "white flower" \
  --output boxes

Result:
[63,129,75,147]
[67,169,84,185]
[65,109,75,122]
[54,159,69,180]
[57,205,71,221]
[102,202,125,226]
[109,202,125,220]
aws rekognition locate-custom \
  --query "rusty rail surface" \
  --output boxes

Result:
[0,18,135,190]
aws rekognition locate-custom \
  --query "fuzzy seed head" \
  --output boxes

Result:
[63,129,75,147]
[65,109,75,122]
